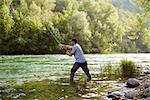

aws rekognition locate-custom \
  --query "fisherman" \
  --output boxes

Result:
[60,38,92,82]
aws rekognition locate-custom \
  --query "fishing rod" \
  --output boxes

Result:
[46,26,66,52]
[46,26,61,44]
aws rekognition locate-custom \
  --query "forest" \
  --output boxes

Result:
[0,0,150,54]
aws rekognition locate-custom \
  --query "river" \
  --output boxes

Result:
[0,53,149,85]
[0,54,150,99]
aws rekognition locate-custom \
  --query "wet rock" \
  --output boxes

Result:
[8,93,26,99]
[145,97,150,100]
[65,95,68,98]
[125,90,140,99]
[140,73,146,76]
[144,81,150,89]
[127,78,140,88]
[34,96,38,100]
[89,87,99,91]
[144,87,150,97]
[144,87,150,93]
[29,89,36,93]
[0,88,17,93]
[19,89,23,92]
[144,71,150,75]
[81,93,99,99]
[15,93,26,99]
[107,92,122,100]
[60,97,65,99]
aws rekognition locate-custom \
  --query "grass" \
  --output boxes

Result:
[120,60,139,78]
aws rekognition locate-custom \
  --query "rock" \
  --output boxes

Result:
[60,97,64,99]
[0,88,17,93]
[81,93,99,99]
[127,78,140,88]
[125,90,140,99]
[9,93,26,99]
[29,89,36,93]
[144,81,150,89]
[140,73,146,76]
[65,95,68,98]
[107,92,122,100]
[144,87,150,97]
[144,71,150,74]
[145,97,150,100]
[144,87,150,93]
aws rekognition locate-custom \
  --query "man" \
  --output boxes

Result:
[60,38,92,82]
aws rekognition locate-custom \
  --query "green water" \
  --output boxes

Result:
[0,54,150,99]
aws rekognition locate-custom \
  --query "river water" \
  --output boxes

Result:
[0,54,150,99]
[0,53,150,85]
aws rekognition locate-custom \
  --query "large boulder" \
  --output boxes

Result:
[127,78,140,88]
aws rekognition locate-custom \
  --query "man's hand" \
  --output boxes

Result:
[66,51,72,56]
[59,44,65,48]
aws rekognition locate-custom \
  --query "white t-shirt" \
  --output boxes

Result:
[71,43,86,63]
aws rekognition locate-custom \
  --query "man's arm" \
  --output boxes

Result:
[59,44,72,49]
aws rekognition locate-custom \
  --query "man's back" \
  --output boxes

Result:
[71,44,86,63]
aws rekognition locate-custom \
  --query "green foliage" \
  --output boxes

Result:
[0,0,149,54]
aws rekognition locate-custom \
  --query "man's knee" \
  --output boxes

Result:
[71,68,75,73]
[82,66,89,72]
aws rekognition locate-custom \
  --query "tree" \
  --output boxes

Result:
[0,4,14,54]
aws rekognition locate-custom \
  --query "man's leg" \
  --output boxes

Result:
[81,62,91,81]
[70,62,79,81]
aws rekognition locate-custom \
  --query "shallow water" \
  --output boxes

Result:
[0,54,150,85]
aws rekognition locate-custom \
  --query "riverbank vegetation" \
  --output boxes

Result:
[0,0,149,54]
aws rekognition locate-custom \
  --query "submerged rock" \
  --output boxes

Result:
[127,78,140,88]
